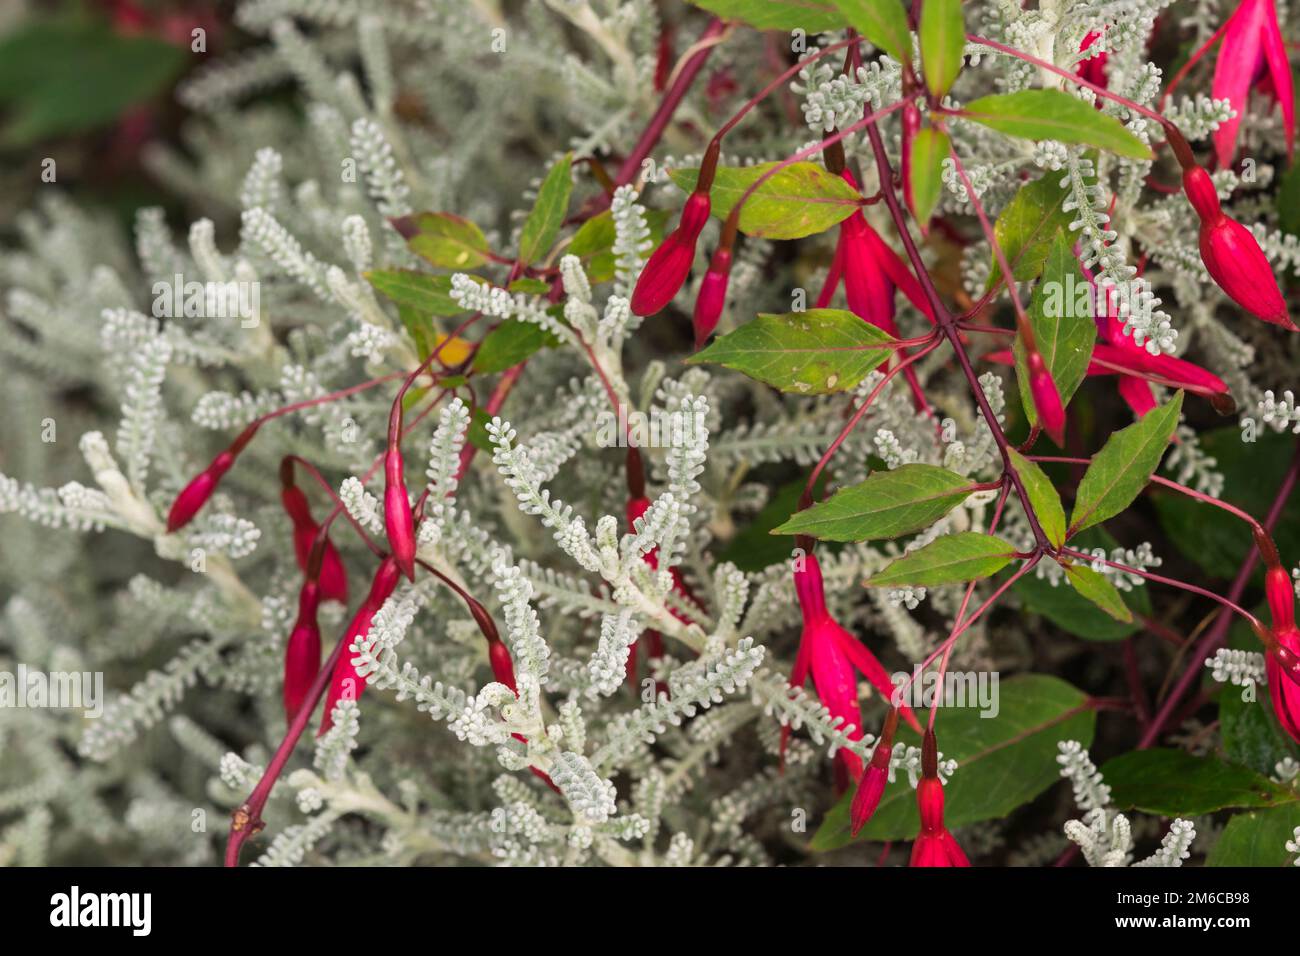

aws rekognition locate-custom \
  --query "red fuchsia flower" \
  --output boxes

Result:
[910,729,970,867]
[850,707,899,835]
[1182,165,1295,330]
[320,556,402,734]
[692,246,732,349]
[383,446,417,582]
[1268,627,1300,745]
[283,576,322,722]
[1077,30,1108,89]
[1026,351,1067,446]
[166,422,260,532]
[631,189,713,317]
[280,467,348,604]
[786,553,919,788]
[1211,0,1293,168]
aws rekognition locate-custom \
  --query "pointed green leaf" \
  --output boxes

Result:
[919,0,964,99]
[518,153,573,265]
[568,209,669,283]
[396,212,491,269]
[909,127,948,226]
[365,269,469,316]
[684,0,847,31]
[1011,230,1097,430]
[1069,392,1184,535]
[962,89,1154,160]
[686,308,895,394]
[831,0,912,66]
[1207,806,1300,866]
[773,463,976,542]
[813,675,1095,847]
[1008,449,1065,548]
[668,162,863,240]
[472,320,558,375]
[865,532,1017,588]
[1062,562,1133,623]
[1101,749,1299,816]
[1012,528,1149,641]
[985,173,1075,290]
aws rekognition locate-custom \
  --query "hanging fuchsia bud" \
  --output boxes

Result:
[320,557,402,734]
[384,446,417,582]
[909,729,970,867]
[693,245,732,349]
[850,707,899,836]
[166,422,260,532]
[280,475,348,604]
[283,577,322,721]
[1027,351,1067,446]
[631,189,713,316]
[1182,165,1294,330]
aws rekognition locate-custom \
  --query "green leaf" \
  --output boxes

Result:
[985,174,1076,290]
[1207,806,1300,866]
[1101,749,1300,816]
[366,270,469,316]
[774,464,975,542]
[813,675,1095,846]
[919,0,964,99]
[518,153,573,265]
[684,0,847,31]
[0,20,188,145]
[909,127,948,226]
[396,213,491,269]
[831,0,912,66]
[1012,528,1149,641]
[962,90,1154,160]
[1154,427,1300,579]
[1220,677,1298,777]
[569,209,669,283]
[687,308,895,394]
[472,320,556,375]
[865,532,1017,588]
[466,406,495,454]
[1062,562,1133,623]
[1008,449,1065,547]
[668,162,863,240]
[1069,392,1183,535]
[1011,230,1097,431]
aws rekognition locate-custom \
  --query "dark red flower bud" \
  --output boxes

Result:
[282,485,349,604]
[693,246,732,348]
[1183,166,1294,329]
[1027,351,1067,446]
[283,579,322,721]
[850,708,899,835]
[166,422,260,532]
[383,447,416,582]
[319,557,402,734]
[630,190,712,316]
